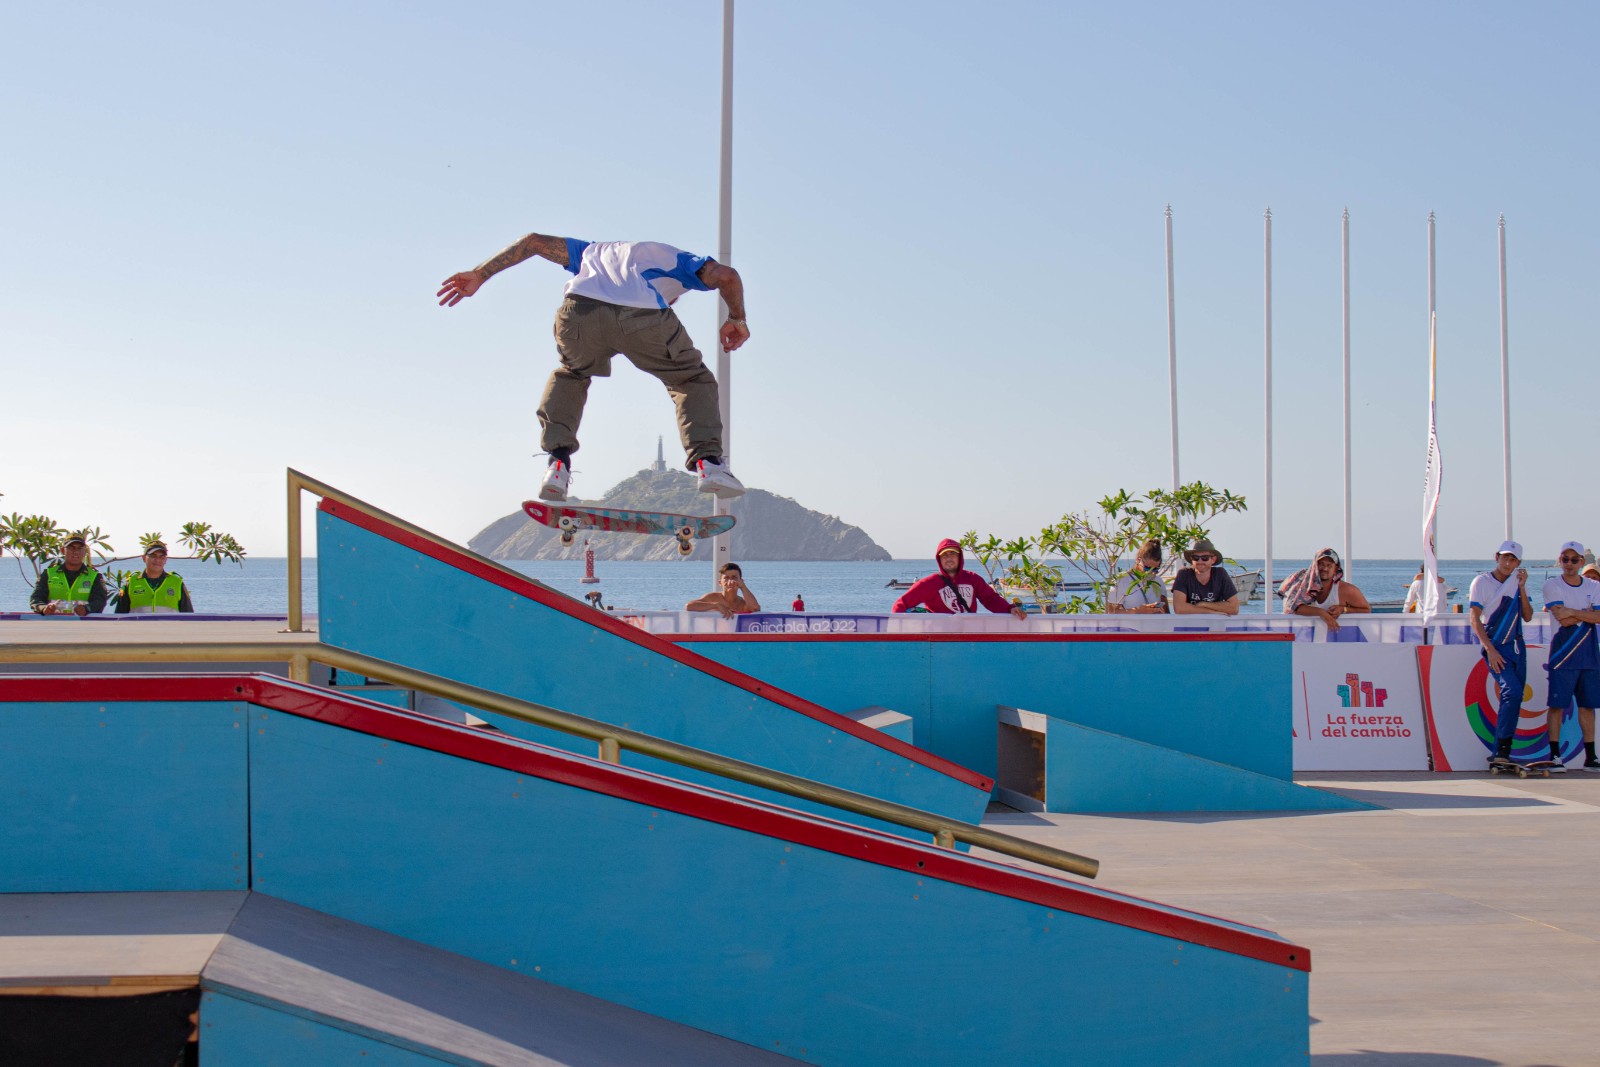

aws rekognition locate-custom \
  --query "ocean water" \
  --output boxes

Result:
[0,556,1571,618]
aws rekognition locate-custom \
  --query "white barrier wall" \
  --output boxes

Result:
[619,610,1574,772]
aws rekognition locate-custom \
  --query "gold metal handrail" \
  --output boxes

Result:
[0,639,1100,879]
[286,468,558,633]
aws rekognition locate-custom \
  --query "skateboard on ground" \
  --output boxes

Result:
[1489,757,1561,779]
[522,501,736,556]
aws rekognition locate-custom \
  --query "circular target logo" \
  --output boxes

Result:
[1463,657,1582,762]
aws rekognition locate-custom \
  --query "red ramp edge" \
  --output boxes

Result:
[0,674,1309,973]
[319,498,992,791]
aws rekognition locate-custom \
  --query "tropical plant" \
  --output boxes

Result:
[961,481,1248,613]
[0,496,246,590]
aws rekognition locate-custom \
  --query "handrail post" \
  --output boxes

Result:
[599,736,621,764]
[934,827,955,849]
[286,470,306,633]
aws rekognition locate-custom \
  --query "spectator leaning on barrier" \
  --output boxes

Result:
[1279,548,1370,632]
[1106,539,1169,614]
[892,539,1027,619]
[1540,541,1600,771]
[791,594,805,612]
[115,542,194,614]
[29,534,108,616]
[1171,538,1239,616]
[686,562,761,619]
[1468,540,1534,767]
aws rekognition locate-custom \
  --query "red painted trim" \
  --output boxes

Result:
[4,673,1309,972]
[666,633,1296,644]
[317,500,991,791]
[1414,646,1451,772]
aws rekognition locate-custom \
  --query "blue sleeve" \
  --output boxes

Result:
[670,252,714,291]
[563,238,590,275]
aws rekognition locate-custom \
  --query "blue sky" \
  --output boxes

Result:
[5,2,1596,564]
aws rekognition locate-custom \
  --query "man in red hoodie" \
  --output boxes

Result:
[891,539,1027,619]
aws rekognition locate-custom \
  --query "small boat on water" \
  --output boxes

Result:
[885,578,916,589]
[999,567,1264,606]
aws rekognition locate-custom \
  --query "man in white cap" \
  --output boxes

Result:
[1540,541,1600,771]
[1468,540,1533,767]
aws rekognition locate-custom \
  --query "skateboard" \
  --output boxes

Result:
[522,501,736,556]
[1489,758,1561,779]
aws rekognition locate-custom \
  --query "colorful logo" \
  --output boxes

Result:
[1336,673,1387,708]
[1463,658,1582,762]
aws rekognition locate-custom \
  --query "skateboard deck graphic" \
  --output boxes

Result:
[522,501,736,556]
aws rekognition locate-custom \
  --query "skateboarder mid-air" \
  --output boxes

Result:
[439,232,750,502]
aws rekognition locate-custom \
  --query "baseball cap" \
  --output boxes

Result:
[143,542,169,557]
[1560,540,1585,558]
[62,535,87,548]
[1496,539,1524,559]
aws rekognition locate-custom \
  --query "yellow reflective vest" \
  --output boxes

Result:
[46,566,98,604]
[124,572,185,613]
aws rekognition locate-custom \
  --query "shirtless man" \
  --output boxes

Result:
[686,563,761,619]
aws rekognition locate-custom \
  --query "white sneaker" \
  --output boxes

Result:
[696,459,745,499]
[539,460,570,502]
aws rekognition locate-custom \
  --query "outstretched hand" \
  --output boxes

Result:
[719,319,750,353]
[437,270,486,307]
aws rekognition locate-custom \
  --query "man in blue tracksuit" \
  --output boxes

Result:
[1468,540,1534,765]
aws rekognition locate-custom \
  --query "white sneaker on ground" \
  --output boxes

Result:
[539,460,570,502]
[696,459,745,499]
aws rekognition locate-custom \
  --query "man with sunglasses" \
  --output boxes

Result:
[113,542,194,614]
[1540,541,1600,771]
[1468,540,1534,768]
[1171,538,1239,615]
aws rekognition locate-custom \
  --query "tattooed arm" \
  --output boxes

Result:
[437,232,571,307]
[697,261,750,352]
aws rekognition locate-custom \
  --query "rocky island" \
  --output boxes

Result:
[469,467,891,562]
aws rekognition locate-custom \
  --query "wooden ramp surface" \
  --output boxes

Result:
[0,891,245,993]
[205,893,803,1066]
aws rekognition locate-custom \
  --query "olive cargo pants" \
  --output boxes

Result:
[537,295,724,468]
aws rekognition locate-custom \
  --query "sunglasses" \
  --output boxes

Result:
[1560,555,1583,564]
[1192,554,1218,563]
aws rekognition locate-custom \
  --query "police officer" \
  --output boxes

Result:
[29,534,109,616]
[114,542,194,614]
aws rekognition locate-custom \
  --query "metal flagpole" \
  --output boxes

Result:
[1264,208,1274,612]
[710,0,734,581]
[1427,211,1437,558]
[1498,214,1512,540]
[1165,205,1179,492]
[1342,209,1352,582]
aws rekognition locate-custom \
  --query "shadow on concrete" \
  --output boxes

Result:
[1311,1054,1503,1066]
[1317,787,1559,811]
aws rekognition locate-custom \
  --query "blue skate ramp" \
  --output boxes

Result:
[314,498,991,827]
[1,674,1312,1066]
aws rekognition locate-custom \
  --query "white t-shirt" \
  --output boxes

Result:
[563,239,713,309]
[1469,571,1526,637]
[1542,575,1600,615]
[1108,570,1166,610]
[1404,578,1424,612]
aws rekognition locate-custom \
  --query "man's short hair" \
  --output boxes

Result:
[720,563,742,576]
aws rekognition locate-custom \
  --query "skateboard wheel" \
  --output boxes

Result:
[677,539,693,556]
[558,516,577,531]
[677,525,695,540]
[561,533,574,546]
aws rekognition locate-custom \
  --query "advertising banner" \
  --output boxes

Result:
[1417,644,1580,771]
[1291,644,1430,770]
[734,613,887,634]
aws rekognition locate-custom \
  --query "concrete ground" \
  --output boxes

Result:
[981,771,1600,1067]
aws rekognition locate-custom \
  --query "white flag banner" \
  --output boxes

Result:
[1421,313,1443,619]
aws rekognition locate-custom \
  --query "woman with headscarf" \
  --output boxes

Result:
[1278,548,1369,631]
